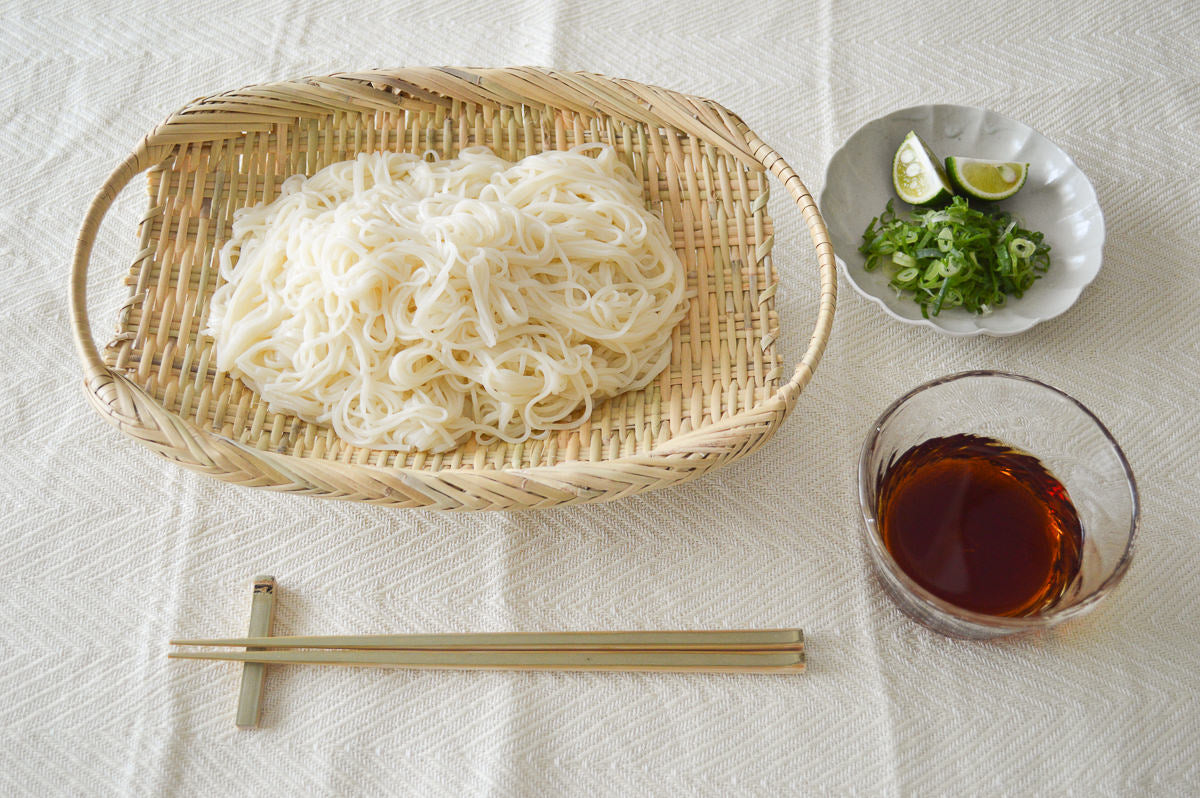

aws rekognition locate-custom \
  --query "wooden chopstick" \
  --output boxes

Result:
[168,646,805,673]
[169,629,803,652]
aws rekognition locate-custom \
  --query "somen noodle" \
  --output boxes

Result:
[206,144,687,452]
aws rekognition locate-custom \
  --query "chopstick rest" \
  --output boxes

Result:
[234,576,276,729]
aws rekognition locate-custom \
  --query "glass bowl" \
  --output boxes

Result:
[857,371,1138,638]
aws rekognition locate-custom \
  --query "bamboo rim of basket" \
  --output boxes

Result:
[68,67,836,487]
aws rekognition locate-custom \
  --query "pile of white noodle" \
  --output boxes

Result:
[206,144,687,452]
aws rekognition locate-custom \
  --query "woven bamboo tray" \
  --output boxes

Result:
[70,67,836,510]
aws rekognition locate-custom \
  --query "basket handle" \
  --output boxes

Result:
[745,134,838,414]
[69,146,154,409]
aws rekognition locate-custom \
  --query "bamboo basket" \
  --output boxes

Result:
[70,67,836,511]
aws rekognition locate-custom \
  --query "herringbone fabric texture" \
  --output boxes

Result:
[2,0,1198,795]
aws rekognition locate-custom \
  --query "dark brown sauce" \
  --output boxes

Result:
[878,434,1082,617]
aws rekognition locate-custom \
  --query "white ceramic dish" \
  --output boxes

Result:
[821,104,1104,336]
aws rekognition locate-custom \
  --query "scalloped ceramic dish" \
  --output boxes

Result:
[821,104,1103,336]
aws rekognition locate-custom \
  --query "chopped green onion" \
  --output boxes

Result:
[937,227,954,252]
[859,197,1051,317]
[937,260,960,278]
[1011,238,1036,258]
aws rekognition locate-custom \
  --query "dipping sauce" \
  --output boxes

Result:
[877,434,1083,617]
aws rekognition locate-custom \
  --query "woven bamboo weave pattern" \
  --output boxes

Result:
[70,67,837,510]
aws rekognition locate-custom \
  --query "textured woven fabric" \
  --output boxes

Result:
[2,0,1198,794]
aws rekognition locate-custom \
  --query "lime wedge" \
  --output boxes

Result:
[945,156,1029,201]
[892,131,955,206]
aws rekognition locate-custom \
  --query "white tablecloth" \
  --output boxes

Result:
[3,1,1198,794]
